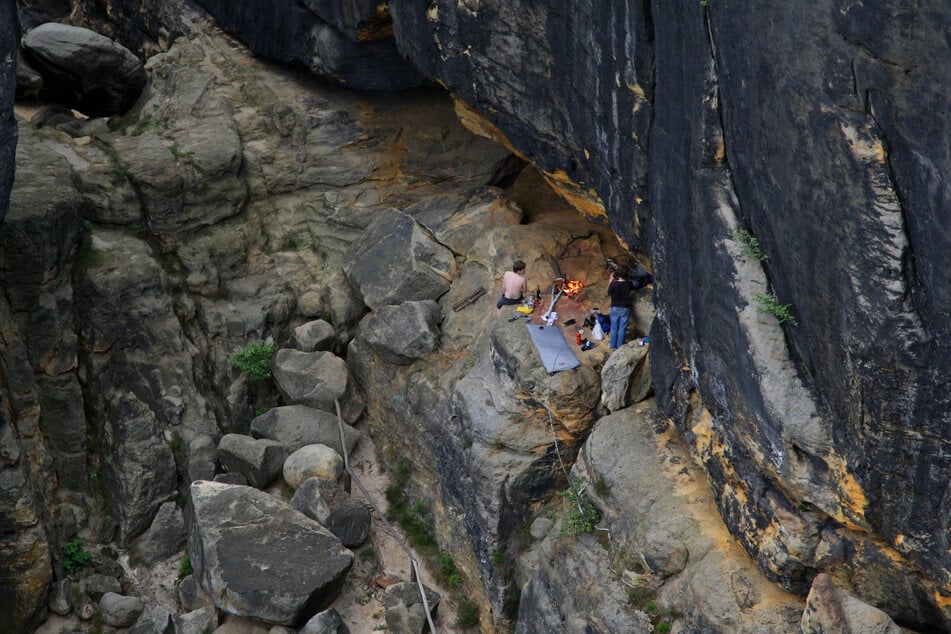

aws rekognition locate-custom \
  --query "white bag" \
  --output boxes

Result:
[592,321,604,340]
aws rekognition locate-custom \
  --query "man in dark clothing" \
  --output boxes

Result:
[607,268,636,349]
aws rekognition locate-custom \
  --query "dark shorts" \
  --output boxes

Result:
[497,295,524,309]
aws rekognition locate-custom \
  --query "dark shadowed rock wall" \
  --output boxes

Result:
[389,0,951,628]
[0,0,16,221]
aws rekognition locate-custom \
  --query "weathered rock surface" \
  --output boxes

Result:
[21,23,147,116]
[217,434,285,489]
[177,574,214,612]
[129,501,186,566]
[174,606,217,634]
[194,0,424,90]
[286,319,336,353]
[290,477,371,547]
[130,606,175,634]
[359,300,442,365]
[344,210,456,310]
[283,444,344,489]
[272,350,364,424]
[0,0,16,220]
[801,573,903,634]
[383,582,441,634]
[518,400,805,632]
[100,592,145,627]
[186,481,353,625]
[299,607,349,634]
[250,405,360,457]
[599,340,651,411]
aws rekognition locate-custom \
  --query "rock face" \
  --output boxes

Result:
[0,2,15,221]
[21,23,148,116]
[193,0,424,90]
[344,211,456,311]
[359,300,442,365]
[186,481,354,626]
[290,477,371,547]
[388,1,951,629]
[250,405,360,457]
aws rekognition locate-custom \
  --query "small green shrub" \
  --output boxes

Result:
[656,622,672,633]
[254,406,272,417]
[437,551,462,588]
[62,539,93,573]
[752,292,799,326]
[131,223,147,237]
[168,143,193,160]
[179,555,193,578]
[230,341,277,380]
[360,547,377,562]
[455,597,480,629]
[491,549,506,566]
[558,478,599,536]
[729,228,768,261]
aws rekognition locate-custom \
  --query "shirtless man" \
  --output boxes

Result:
[496,260,527,314]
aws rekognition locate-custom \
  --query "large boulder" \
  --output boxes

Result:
[801,573,903,634]
[301,0,392,41]
[174,606,217,634]
[129,606,175,634]
[299,607,349,634]
[271,350,364,423]
[344,210,456,310]
[250,405,360,457]
[217,434,285,489]
[383,582,441,634]
[186,481,353,626]
[129,501,186,566]
[360,300,442,365]
[99,592,145,627]
[283,444,344,489]
[599,340,652,411]
[21,23,147,116]
[290,477,371,547]
[286,319,336,353]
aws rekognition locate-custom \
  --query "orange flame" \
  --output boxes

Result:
[563,278,584,297]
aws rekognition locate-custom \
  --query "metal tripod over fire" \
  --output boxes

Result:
[542,276,583,321]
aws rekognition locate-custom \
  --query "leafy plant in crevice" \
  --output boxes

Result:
[558,477,599,536]
[455,597,480,629]
[178,555,193,578]
[62,539,93,574]
[752,292,799,326]
[729,228,768,261]
[230,341,277,381]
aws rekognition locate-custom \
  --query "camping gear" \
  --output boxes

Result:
[452,286,486,311]
[526,324,581,373]
[592,321,604,340]
[543,312,558,326]
[516,304,534,315]
[576,330,583,345]
[563,318,576,326]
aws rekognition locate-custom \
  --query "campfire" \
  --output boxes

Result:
[561,278,584,297]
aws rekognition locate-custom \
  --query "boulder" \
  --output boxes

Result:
[21,23,147,116]
[290,478,371,547]
[99,592,145,627]
[286,319,336,353]
[271,350,364,423]
[48,578,72,615]
[599,341,652,411]
[178,575,214,612]
[360,300,442,365]
[250,405,360,457]
[383,582,441,634]
[217,434,285,489]
[186,481,353,625]
[213,472,248,486]
[186,435,218,484]
[284,445,344,489]
[130,501,186,566]
[299,607,349,634]
[174,606,218,634]
[344,210,455,310]
[130,606,175,634]
[83,573,121,600]
[801,574,903,634]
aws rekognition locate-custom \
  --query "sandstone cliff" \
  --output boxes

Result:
[2,1,950,633]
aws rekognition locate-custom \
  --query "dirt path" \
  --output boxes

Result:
[331,431,463,633]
